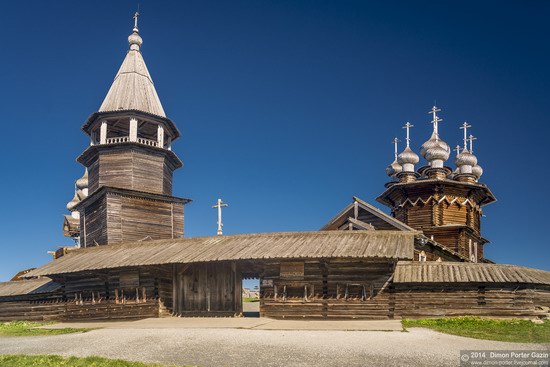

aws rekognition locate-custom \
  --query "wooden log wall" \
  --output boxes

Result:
[112,194,184,243]
[260,259,395,320]
[89,148,174,196]
[393,284,550,319]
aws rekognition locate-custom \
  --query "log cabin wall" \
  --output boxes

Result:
[85,146,176,196]
[80,190,184,246]
[173,262,241,316]
[393,283,550,319]
[260,259,395,319]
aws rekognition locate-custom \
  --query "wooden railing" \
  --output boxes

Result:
[103,136,159,148]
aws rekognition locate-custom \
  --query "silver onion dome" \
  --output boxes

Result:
[455,148,478,172]
[128,31,143,50]
[472,164,483,179]
[421,132,450,159]
[66,192,80,211]
[76,169,89,190]
[397,146,420,172]
[425,143,450,162]
[386,159,402,176]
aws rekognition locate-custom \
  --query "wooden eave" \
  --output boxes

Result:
[423,224,491,245]
[394,261,550,285]
[376,178,497,208]
[77,141,183,170]
[82,110,181,141]
[72,186,191,212]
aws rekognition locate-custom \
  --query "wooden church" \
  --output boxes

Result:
[1,15,549,321]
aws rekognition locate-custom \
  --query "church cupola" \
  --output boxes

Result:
[454,123,479,183]
[377,104,496,261]
[385,138,402,178]
[422,106,451,179]
[396,122,420,183]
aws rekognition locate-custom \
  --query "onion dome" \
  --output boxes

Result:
[397,146,420,172]
[386,159,402,176]
[128,31,143,51]
[455,148,478,174]
[66,193,80,211]
[472,164,483,179]
[76,169,88,190]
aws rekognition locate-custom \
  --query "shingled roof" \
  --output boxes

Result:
[394,261,550,285]
[98,25,165,117]
[27,231,415,277]
[0,278,60,298]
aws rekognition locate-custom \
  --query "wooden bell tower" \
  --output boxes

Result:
[73,13,191,247]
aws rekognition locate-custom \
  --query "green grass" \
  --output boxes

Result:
[0,321,92,337]
[402,317,550,343]
[0,355,181,367]
[242,298,259,303]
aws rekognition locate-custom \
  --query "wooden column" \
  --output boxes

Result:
[157,125,164,148]
[100,121,107,144]
[129,118,138,142]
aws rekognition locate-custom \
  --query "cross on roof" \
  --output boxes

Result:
[133,11,140,32]
[212,198,228,236]
[429,106,443,136]
[468,134,477,153]
[454,145,462,157]
[392,138,400,160]
[403,122,413,147]
[460,122,472,150]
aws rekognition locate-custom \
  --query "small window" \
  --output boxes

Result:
[119,271,139,289]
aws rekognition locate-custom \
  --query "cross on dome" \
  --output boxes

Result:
[468,134,477,153]
[403,122,413,147]
[429,106,443,137]
[133,11,140,32]
[392,137,400,160]
[460,122,471,150]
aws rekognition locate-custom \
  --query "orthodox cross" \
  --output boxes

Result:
[454,145,461,157]
[468,134,477,153]
[133,11,140,32]
[403,122,413,147]
[212,198,228,236]
[429,106,443,136]
[392,137,400,160]
[460,122,471,150]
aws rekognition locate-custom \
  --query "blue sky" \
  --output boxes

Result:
[1,1,549,281]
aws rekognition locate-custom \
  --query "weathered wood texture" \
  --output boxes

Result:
[393,284,550,319]
[81,190,184,246]
[260,259,395,319]
[87,147,176,196]
[173,262,241,316]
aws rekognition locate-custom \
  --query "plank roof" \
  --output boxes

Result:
[0,278,60,298]
[394,261,550,285]
[26,231,415,277]
[99,30,165,117]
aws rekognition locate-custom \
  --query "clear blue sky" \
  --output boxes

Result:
[1,1,549,281]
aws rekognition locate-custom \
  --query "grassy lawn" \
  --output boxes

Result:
[402,317,550,343]
[0,321,92,337]
[242,298,259,303]
[0,355,180,367]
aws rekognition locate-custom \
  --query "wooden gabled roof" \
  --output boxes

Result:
[26,231,415,277]
[321,196,415,231]
[394,261,550,285]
